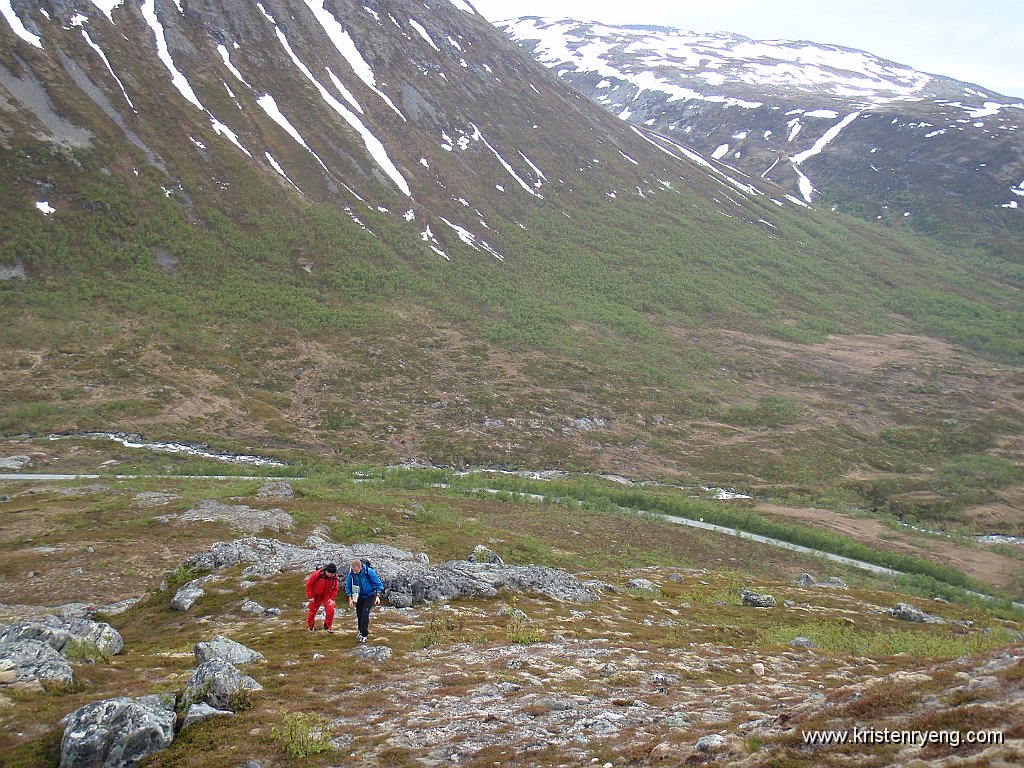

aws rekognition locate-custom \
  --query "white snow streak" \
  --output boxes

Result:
[711,144,730,159]
[141,0,202,109]
[265,151,302,192]
[209,118,252,156]
[36,200,55,215]
[440,217,505,260]
[71,17,136,110]
[326,67,364,113]
[517,150,546,181]
[217,44,252,89]
[472,124,543,199]
[89,0,124,22]
[792,111,860,165]
[302,0,406,120]
[258,3,411,196]
[409,19,439,51]
[447,0,475,13]
[1,0,42,47]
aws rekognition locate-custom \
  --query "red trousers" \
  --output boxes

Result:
[307,597,336,629]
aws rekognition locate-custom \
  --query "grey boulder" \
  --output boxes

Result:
[626,578,659,594]
[171,577,211,612]
[695,734,726,753]
[60,694,175,768]
[184,658,262,709]
[0,639,74,688]
[795,573,817,587]
[740,590,777,608]
[890,603,943,623]
[194,636,265,666]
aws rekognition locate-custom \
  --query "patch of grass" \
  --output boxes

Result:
[506,614,544,645]
[757,620,1018,659]
[270,708,332,759]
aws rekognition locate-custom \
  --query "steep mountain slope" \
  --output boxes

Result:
[1,1,1022,529]
[499,17,1024,257]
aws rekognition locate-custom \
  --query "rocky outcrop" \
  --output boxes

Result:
[181,538,597,607]
[0,640,73,689]
[740,590,777,608]
[0,615,124,657]
[59,694,175,768]
[386,561,599,607]
[256,481,294,500]
[183,658,262,709]
[194,636,264,666]
[179,500,293,534]
[890,603,944,624]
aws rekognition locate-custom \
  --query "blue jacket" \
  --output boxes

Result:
[345,564,385,599]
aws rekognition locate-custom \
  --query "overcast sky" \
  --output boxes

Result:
[470,0,1024,99]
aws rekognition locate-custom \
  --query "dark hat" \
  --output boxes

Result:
[324,563,337,574]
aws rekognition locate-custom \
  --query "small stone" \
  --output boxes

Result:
[795,573,816,587]
[312,653,324,660]
[740,589,776,608]
[783,599,796,607]
[264,608,282,618]
[789,636,818,649]
[751,662,765,676]
[695,734,726,753]
[241,600,265,615]
[626,578,659,593]
[667,573,684,583]
[27,571,37,578]
[86,546,95,554]
[817,576,848,589]
[468,544,503,565]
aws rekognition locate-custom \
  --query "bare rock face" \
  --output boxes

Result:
[59,694,176,768]
[194,636,265,666]
[183,658,262,710]
[0,639,73,689]
[740,590,777,608]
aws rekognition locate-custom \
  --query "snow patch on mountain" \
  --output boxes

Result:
[1,0,42,47]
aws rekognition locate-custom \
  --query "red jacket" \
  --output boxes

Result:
[306,569,339,601]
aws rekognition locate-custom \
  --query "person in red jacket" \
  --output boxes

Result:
[305,563,339,632]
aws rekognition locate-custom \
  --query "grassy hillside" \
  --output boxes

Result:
[2,125,1022,537]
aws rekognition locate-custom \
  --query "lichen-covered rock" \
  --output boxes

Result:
[255,481,293,500]
[241,599,265,615]
[354,645,392,663]
[179,500,293,534]
[795,573,817,587]
[789,636,818,649]
[740,590,776,608]
[170,577,211,612]
[890,603,943,623]
[181,702,234,730]
[626,578,659,594]
[59,694,175,768]
[818,576,848,589]
[0,615,124,656]
[184,658,262,709]
[194,636,264,666]
[180,538,595,608]
[695,733,726,753]
[0,639,73,688]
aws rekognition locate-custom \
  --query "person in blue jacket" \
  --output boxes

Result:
[346,559,385,643]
